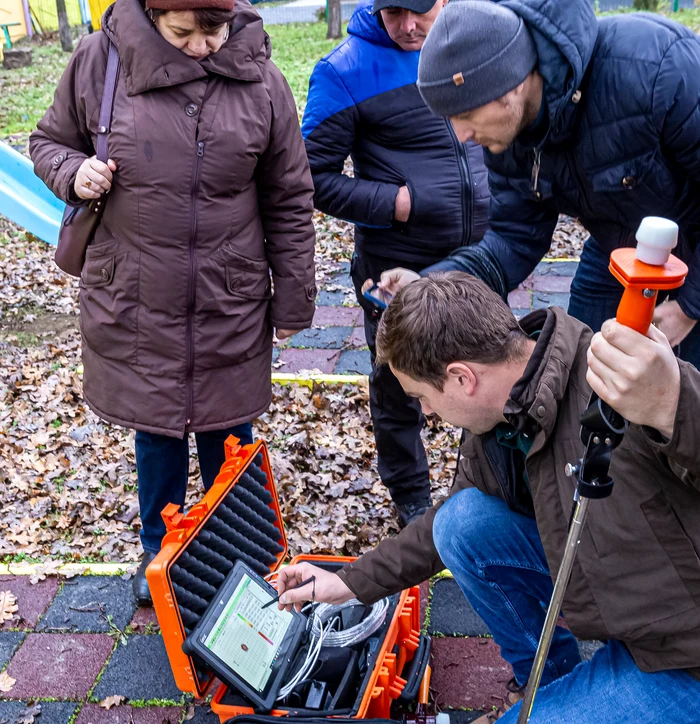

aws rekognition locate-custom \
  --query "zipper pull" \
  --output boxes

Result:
[197,141,205,157]
[531,149,542,201]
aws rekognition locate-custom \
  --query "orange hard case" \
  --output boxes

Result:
[146,437,428,723]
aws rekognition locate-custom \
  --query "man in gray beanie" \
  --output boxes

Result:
[365,0,700,369]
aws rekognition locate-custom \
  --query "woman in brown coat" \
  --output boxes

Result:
[30,0,317,604]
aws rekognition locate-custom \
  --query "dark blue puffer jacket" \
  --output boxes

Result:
[301,0,490,265]
[427,0,700,319]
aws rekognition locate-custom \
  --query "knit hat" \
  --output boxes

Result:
[146,0,234,12]
[417,0,537,117]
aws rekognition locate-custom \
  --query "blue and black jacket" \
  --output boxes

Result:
[301,0,489,266]
[426,0,700,319]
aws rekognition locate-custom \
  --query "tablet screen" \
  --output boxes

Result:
[202,573,294,692]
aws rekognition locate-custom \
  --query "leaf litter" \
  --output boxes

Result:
[1,206,582,563]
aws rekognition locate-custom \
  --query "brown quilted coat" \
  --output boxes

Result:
[30,0,317,437]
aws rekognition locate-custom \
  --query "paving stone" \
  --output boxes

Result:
[535,261,579,277]
[6,633,114,699]
[0,576,60,631]
[0,632,25,669]
[276,349,340,374]
[75,705,183,724]
[335,350,372,376]
[578,640,604,662]
[0,702,79,724]
[317,290,346,306]
[288,327,353,349]
[442,710,487,724]
[272,347,279,363]
[338,261,351,274]
[326,272,353,289]
[37,577,136,633]
[428,579,489,637]
[431,637,512,711]
[347,328,368,348]
[512,308,532,320]
[532,292,571,310]
[507,290,531,309]
[533,275,572,293]
[185,704,220,724]
[92,635,181,702]
[312,306,363,327]
[129,608,159,634]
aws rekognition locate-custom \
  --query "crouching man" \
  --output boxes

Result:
[277,272,700,722]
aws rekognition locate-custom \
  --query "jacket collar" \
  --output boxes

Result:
[103,0,267,96]
[503,307,592,450]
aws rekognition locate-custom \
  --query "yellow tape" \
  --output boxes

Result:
[271,373,367,387]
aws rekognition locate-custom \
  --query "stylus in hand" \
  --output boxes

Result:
[261,576,316,609]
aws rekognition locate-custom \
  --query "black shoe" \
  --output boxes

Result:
[396,499,432,529]
[133,550,156,607]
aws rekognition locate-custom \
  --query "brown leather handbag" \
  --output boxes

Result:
[55,41,120,277]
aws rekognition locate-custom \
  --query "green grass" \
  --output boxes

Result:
[267,21,348,108]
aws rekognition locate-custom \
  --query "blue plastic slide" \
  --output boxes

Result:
[0,141,65,246]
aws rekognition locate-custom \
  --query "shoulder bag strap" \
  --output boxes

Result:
[95,40,121,164]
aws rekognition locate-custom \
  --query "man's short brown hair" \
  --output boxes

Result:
[376,272,530,390]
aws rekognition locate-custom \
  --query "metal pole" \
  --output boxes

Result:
[517,495,591,724]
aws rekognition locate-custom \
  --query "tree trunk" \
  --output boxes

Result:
[326,0,341,39]
[56,0,73,52]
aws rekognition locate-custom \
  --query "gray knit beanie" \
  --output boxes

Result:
[417,0,538,117]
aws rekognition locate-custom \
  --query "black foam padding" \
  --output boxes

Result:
[231,483,278,526]
[179,605,200,629]
[178,551,225,586]
[171,564,218,600]
[199,527,270,577]
[217,500,283,557]
[238,472,273,506]
[173,582,209,613]
[187,539,235,576]
[247,462,270,488]
[222,491,282,544]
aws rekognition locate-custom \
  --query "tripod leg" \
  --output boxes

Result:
[517,496,591,724]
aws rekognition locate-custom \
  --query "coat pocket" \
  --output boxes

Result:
[79,241,138,362]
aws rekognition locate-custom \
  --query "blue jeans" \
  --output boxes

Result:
[433,488,700,723]
[135,423,253,553]
[568,236,700,366]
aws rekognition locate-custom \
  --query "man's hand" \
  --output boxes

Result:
[652,300,697,347]
[361,268,420,302]
[394,186,411,223]
[586,319,681,438]
[275,562,354,612]
[275,329,303,341]
[74,156,117,200]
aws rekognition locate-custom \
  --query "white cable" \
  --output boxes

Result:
[310,598,389,647]
[276,598,389,701]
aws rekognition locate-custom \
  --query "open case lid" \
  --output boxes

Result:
[146,436,288,698]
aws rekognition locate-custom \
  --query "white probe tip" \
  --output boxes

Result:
[635,217,678,266]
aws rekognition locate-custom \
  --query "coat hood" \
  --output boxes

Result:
[500,0,598,142]
[348,0,396,48]
[102,0,269,96]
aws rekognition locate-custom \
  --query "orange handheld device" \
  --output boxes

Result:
[609,217,688,334]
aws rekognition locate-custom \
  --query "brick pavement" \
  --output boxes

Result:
[0,570,601,723]
[277,261,578,376]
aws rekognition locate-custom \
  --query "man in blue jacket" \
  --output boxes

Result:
[302,0,490,526]
[376,0,700,365]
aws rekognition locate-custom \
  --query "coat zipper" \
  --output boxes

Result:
[446,120,470,246]
[185,139,205,429]
[531,148,542,201]
[482,435,516,511]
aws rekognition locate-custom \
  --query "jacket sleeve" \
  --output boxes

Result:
[337,444,476,604]
[422,166,559,296]
[642,360,700,485]
[654,37,700,321]
[302,59,399,228]
[257,64,317,330]
[29,36,100,204]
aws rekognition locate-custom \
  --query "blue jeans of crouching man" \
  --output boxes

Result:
[135,423,254,553]
[433,487,700,723]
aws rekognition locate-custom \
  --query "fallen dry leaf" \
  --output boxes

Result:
[99,695,127,709]
[0,671,16,692]
[0,590,18,623]
[16,703,41,724]
[184,705,196,721]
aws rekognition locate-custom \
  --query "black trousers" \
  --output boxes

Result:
[350,250,431,506]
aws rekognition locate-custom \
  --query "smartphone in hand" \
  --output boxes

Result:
[363,283,393,310]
